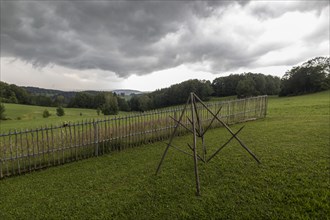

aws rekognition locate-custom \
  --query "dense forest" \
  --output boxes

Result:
[0,56,328,115]
[212,73,281,98]
[279,57,329,96]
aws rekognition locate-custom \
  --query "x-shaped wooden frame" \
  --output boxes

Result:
[155,93,260,196]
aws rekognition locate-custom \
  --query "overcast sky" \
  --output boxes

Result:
[1,0,329,91]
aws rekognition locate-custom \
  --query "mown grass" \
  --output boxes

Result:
[0,104,133,133]
[0,91,329,219]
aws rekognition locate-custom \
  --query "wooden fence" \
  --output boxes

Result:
[0,96,267,179]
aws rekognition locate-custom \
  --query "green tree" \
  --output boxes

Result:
[250,73,266,95]
[56,106,65,116]
[8,84,30,104]
[138,95,152,112]
[236,77,256,98]
[0,81,31,104]
[117,97,130,111]
[265,75,281,95]
[280,57,330,96]
[129,95,140,111]
[42,109,51,118]
[54,95,65,107]
[31,95,53,106]
[101,93,118,115]
[8,91,18,103]
[93,93,106,109]
[68,92,93,108]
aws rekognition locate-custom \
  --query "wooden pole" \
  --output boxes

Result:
[89,119,92,156]
[69,124,73,161]
[41,127,45,166]
[36,128,41,168]
[46,126,50,166]
[191,93,201,196]
[61,127,65,164]
[50,125,55,165]
[155,96,191,175]
[0,138,3,178]
[25,130,31,172]
[264,96,268,117]
[31,132,36,170]
[14,130,21,174]
[3,134,7,176]
[207,125,245,162]
[192,101,207,162]
[169,116,194,134]
[194,94,261,164]
[73,123,77,161]
[20,130,25,173]
[105,118,109,151]
[187,143,205,162]
[82,120,86,158]
[201,106,222,136]
[94,121,98,156]
[8,131,14,175]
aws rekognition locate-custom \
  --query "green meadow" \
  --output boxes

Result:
[0,96,240,133]
[0,104,133,133]
[0,91,329,219]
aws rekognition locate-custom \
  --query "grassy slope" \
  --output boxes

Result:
[0,91,329,219]
[0,97,237,133]
[0,104,132,133]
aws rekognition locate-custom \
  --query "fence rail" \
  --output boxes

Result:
[0,96,268,179]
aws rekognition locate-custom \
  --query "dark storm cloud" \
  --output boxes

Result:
[1,0,329,77]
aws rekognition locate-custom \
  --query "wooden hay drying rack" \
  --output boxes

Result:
[155,92,260,196]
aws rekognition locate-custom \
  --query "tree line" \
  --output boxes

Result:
[68,92,130,114]
[0,81,70,107]
[129,79,213,111]
[1,56,328,118]
[279,57,329,96]
[212,73,281,98]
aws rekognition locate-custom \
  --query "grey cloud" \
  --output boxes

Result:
[1,1,195,76]
[248,1,329,19]
[1,0,329,78]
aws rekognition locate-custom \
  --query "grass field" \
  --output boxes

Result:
[0,96,242,133]
[0,104,133,133]
[0,91,329,219]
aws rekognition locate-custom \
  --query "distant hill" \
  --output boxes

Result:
[112,89,143,96]
[23,86,144,97]
[23,86,77,102]
[23,86,143,97]
[20,86,76,96]
[23,86,66,96]
[2,81,145,107]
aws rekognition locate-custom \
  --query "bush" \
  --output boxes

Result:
[101,93,119,115]
[43,109,51,118]
[56,106,65,117]
[101,102,118,115]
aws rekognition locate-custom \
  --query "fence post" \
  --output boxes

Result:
[0,136,3,178]
[0,96,269,178]
[94,121,99,156]
[264,96,268,117]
